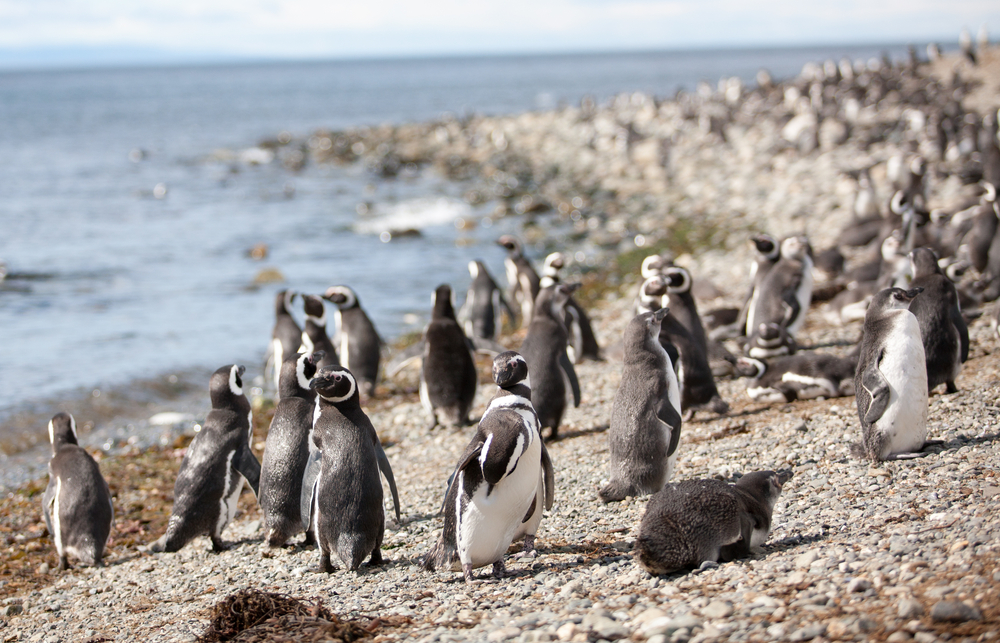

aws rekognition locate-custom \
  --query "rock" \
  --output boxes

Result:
[1,604,23,617]
[583,613,627,640]
[487,627,521,642]
[929,600,982,623]
[789,624,826,641]
[897,597,925,619]
[642,614,701,638]
[555,623,576,641]
[887,632,913,642]
[37,563,49,575]
[700,600,734,619]
[913,633,939,643]
[795,551,819,568]
[846,577,872,593]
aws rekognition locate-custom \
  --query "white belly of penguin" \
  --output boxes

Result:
[456,436,541,568]
[874,316,928,457]
[218,450,245,537]
[787,258,814,337]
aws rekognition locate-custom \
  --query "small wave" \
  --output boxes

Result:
[352,197,471,235]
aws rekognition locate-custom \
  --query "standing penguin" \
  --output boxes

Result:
[497,235,541,328]
[539,252,601,363]
[908,248,969,393]
[300,295,340,370]
[738,234,781,338]
[635,470,793,574]
[150,365,261,553]
[268,290,302,392]
[459,260,514,341]
[746,236,813,356]
[260,351,322,547]
[599,308,682,503]
[519,284,582,440]
[323,286,383,398]
[43,413,113,569]
[422,284,479,429]
[422,351,544,584]
[307,366,401,572]
[853,287,934,462]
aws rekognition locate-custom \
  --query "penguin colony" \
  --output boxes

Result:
[37,43,1000,587]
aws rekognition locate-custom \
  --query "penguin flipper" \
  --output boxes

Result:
[718,514,754,561]
[860,352,891,425]
[438,442,484,515]
[235,444,262,497]
[657,398,683,458]
[374,442,402,523]
[300,448,322,534]
[540,440,555,511]
[952,306,970,363]
[42,478,56,537]
[385,341,425,378]
[559,351,582,407]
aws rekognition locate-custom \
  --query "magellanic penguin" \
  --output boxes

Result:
[267,290,302,392]
[422,284,479,429]
[746,236,813,357]
[497,235,541,328]
[150,365,261,553]
[43,413,113,569]
[539,252,601,363]
[300,295,340,370]
[322,286,383,399]
[853,287,935,462]
[907,248,969,393]
[422,351,545,584]
[635,470,793,575]
[519,284,582,440]
[259,351,323,547]
[459,259,514,341]
[599,308,682,503]
[306,366,401,572]
[740,353,857,403]
[728,233,781,340]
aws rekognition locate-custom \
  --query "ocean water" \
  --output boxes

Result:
[0,44,912,465]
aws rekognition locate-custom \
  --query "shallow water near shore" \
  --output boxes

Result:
[0,44,915,483]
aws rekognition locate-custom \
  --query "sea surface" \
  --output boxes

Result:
[0,44,914,480]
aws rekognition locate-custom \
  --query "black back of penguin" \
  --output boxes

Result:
[519,284,581,439]
[540,252,601,362]
[150,365,261,553]
[461,260,510,341]
[323,286,382,398]
[260,352,321,547]
[423,284,478,428]
[907,248,969,393]
[270,290,303,388]
[310,366,397,571]
[301,295,340,370]
[43,412,113,569]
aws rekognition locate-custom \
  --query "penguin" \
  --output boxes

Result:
[519,284,582,440]
[422,351,544,584]
[660,266,729,415]
[267,290,302,392]
[301,295,340,370]
[307,366,401,572]
[422,285,479,429]
[459,260,514,341]
[497,235,540,328]
[635,470,792,575]
[322,286,382,398]
[539,252,601,363]
[43,413,113,569]
[150,365,261,553]
[853,287,934,462]
[709,234,779,341]
[634,274,681,376]
[907,248,969,393]
[746,235,813,356]
[599,308,682,503]
[740,353,857,403]
[641,253,675,279]
[259,351,322,547]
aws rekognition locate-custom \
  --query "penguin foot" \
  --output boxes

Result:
[210,537,230,552]
[883,451,930,460]
[492,558,507,579]
[462,564,481,585]
[682,409,695,422]
[368,548,385,567]
[945,381,958,394]
[515,535,537,559]
[320,552,335,574]
[302,531,316,547]
[58,555,69,571]
[696,560,719,573]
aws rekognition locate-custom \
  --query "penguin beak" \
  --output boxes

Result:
[237,365,246,378]
[308,350,325,365]
[652,307,669,322]
[775,469,793,487]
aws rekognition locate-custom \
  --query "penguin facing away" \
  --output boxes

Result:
[151,365,261,553]
[307,366,401,572]
[853,287,935,462]
[322,286,383,398]
[599,308,682,503]
[907,248,969,393]
[422,351,544,584]
[635,470,792,575]
[497,235,541,328]
[540,252,602,363]
[519,284,582,440]
[300,295,340,371]
[422,284,479,429]
[43,413,113,569]
[459,260,514,341]
[268,290,302,392]
[260,351,323,548]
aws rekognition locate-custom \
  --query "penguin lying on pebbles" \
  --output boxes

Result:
[497,235,540,328]
[422,351,545,584]
[43,413,113,569]
[260,351,322,547]
[907,248,969,393]
[599,308,682,503]
[459,260,514,341]
[306,366,401,572]
[301,295,340,370]
[151,365,261,553]
[323,286,382,398]
[520,284,582,440]
[740,353,857,403]
[853,287,938,462]
[539,252,601,363]
[635,470,793,575]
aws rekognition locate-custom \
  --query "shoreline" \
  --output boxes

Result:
[2,45,999,641]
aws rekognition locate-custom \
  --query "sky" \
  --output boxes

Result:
[0,0,998,68]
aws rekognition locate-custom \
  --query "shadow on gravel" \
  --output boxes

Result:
[553,423,610,441]
[765,532,827,554]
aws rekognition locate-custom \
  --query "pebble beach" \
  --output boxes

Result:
[2,46,999,643]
